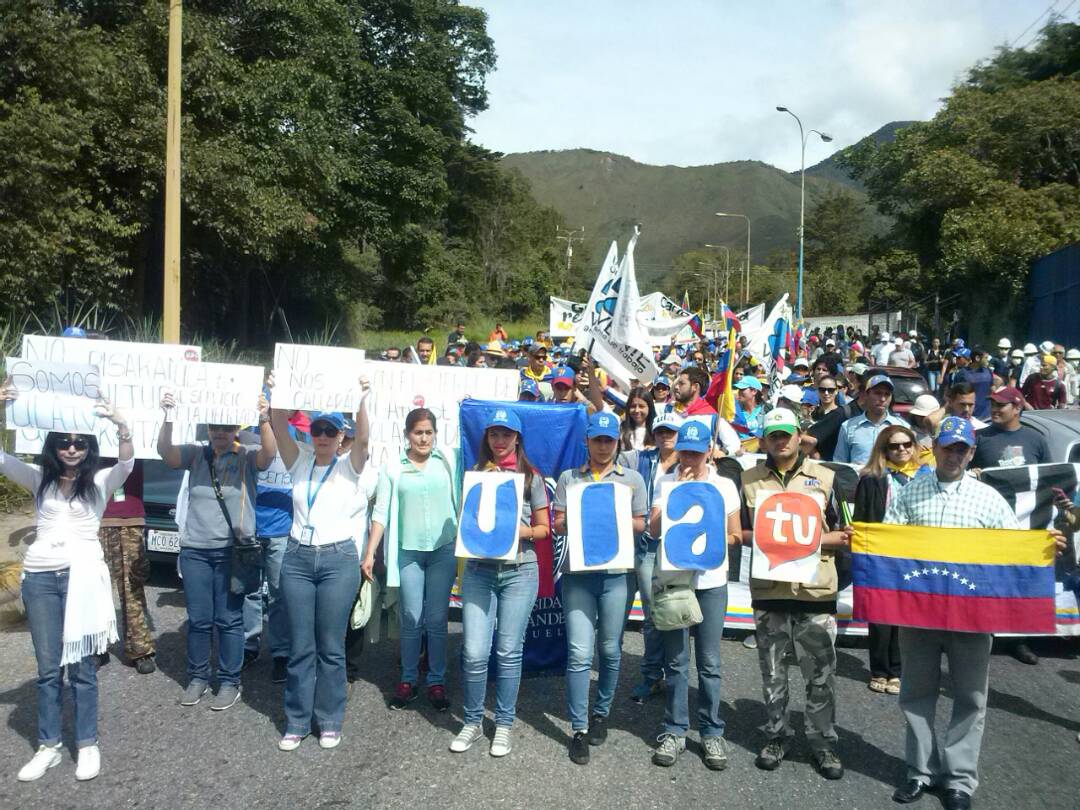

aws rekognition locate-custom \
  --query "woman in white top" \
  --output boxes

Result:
[0,385,133,784]
[269,379,375,752]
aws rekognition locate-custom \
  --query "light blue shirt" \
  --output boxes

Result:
[833,412,907,465]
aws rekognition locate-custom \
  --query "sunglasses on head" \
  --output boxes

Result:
[887,440,913,451]
[59,437,89,451]
[310,424,341,438]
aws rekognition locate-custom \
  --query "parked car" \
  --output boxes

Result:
[1019,408,1080,463]
[866,365,929,415]
[143,459,185,563]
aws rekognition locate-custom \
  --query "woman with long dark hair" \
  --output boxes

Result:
[450,408,549,758]
[363,407,459,712]
[0,385,133,783]
[620,387,656,451]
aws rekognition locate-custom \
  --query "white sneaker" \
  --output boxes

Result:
[490,726,512,757]
[17,744,62,782]
[278,734,306,752]
[75,744,100,781]
[318,732,342,749]
[449,724,484,753]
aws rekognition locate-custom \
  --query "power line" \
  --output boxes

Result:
[1010,0,1060,48]
[1017,0,1077,49]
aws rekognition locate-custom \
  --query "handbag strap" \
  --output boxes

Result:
[204,444,238,543]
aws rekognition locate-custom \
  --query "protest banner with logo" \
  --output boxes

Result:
[161,362,264,427]
[5,359,102,433]
[361,361,518,467]
[272,343,367,412]
[15,336,202,458]
[549,297,586,338]
[751,490,825,583]
[455,471,523,562]
[564,481,634,572]
[658,480,729,575]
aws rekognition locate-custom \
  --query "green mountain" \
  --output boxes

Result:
[804,120,917,189]
[500,122,912,287]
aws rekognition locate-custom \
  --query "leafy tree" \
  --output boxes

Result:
[803,189,873,315]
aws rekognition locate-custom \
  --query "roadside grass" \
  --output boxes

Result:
[352,318,547,353]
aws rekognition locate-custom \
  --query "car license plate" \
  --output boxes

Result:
[146,529,181,554]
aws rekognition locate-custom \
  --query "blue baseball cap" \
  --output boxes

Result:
[652,374,671,389]
[866,374,894,391]
[651,412,682,434]
[801,389,820,406]
[733,376,762,391]
[522,336,533,346]
[518,379,541,400]
[485,407,522,434]
[936,416,976,448]
[675,420,711,452]
[62,326,87,338]
[551,366,575,386]
[953,347,972,359]
[309,411,346,430]
[586,412,620,440]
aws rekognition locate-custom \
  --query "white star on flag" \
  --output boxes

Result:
[968,583,976,590]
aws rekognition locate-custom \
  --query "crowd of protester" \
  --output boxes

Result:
[0,318,1075,810]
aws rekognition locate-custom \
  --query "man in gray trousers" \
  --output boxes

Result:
[882,416,1065,810]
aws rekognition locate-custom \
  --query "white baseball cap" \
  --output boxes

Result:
[779,384,804,404]
[909,394,940,417]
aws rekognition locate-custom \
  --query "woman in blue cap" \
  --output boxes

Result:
[268,380,376,751]
[648,420,742,770]
[553,412,649,766]
[732,377,765,437]
[450,407,550,758]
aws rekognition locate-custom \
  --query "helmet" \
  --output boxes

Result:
[1023,343,1037,355]
[1067,349,1080,361]
[1039,340,1055,354]
[1011,348,1025,359]
[997,338,1011,349]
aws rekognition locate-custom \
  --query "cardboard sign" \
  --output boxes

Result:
[272,343,367,412]
[160,362,263,426]
[361,360,518,466]
[5,359,103,433]
[659,480,729,573]
[455,471,524,561]
[15,335,202,458]
[751,490,826,583]
[565,481,635,572]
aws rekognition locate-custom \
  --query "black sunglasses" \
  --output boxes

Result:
[887,440,914,450]
[817,386,837,393]
[59,437,89,451]
[310,424,341,438]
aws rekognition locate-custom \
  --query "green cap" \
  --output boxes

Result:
[763,407,800,436]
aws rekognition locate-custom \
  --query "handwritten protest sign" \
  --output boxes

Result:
[549,297,586,338]
[361,361,518,466]
[751,490,825,583]
[160,362,263,426]
[272,344,367,412]
[14,335,202,458]
[565,481,634,572]
[5,359,102,433]
[456,471,523,561]
[659,480,729,574]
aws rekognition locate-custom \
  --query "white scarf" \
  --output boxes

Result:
[61,540,118,667]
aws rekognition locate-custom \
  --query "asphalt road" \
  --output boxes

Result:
[1,567,1078,809]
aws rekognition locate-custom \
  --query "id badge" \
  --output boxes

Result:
[300,526,315,545]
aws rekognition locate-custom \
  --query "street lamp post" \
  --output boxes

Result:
[775,106,832,321]
[555,226,585,297]
[697,261,720,323]
[714,213,751,305]
[704,244,731,304]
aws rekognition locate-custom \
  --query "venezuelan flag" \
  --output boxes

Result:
[851,521,1056,634]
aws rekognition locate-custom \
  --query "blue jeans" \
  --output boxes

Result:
[22,570,98,748]
[563,571,630,731]
[242,536,289,658]
[632,539,664,684]
[398,542,456,686]
[662,585,728,738]
[280,539,360,736]
[179,546,245,686]
[460,560,538,727]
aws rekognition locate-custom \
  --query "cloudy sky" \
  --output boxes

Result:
[468,0,1061,171]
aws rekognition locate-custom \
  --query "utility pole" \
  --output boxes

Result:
[162,0,183,344]
[555,226,585,297]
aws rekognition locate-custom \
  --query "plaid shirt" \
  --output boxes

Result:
[882,471,1018,530]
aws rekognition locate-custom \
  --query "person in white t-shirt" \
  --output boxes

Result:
[648,420,742,771]
[0,385,133,783]
[269,378,377,752]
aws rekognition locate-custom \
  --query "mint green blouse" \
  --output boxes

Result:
[396,454,458,552]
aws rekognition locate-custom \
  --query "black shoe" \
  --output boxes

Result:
[271,657,288,684]
[1012,641,1039,665]
[812,748,844,780]
[134,656,156,675]
[242,650,259,671]
[943,789,972,810]
[755,738,790,771]
[569,731,590,765]
[587,714,607,746]
[95,652,110,667]
[892,779,930,804]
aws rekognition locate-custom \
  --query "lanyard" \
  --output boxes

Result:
[307,458,337,513]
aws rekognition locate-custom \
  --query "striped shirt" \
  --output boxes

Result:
[882,471,1018,530]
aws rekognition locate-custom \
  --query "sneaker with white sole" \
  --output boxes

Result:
[75,744,101,781]
[652,733,685,767]
[179,679,209,707]
[17,744,62,782]
[449,723,484,753]
[319,732,342,749]
[278,733,306,752]
[490,726,512,757]
[210,684,241,711]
